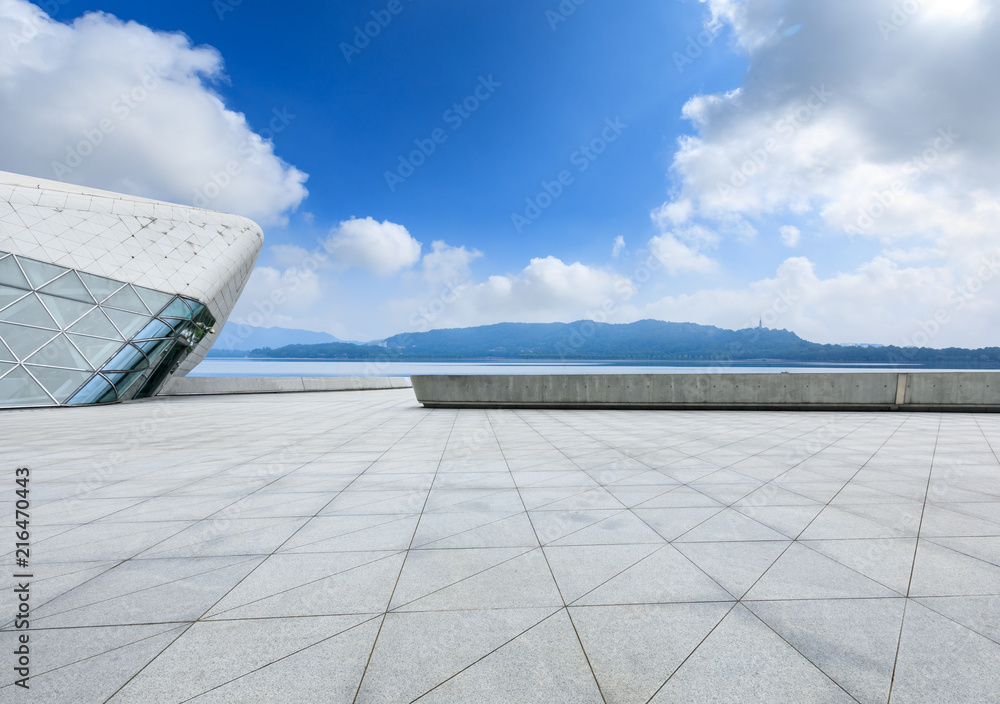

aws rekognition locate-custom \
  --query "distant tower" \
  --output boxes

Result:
[758,318,762,330]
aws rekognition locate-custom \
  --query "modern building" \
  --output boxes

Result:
[0,171,262,408]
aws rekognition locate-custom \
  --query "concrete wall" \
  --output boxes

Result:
[160,376,412,397]
[411,373,1000,412]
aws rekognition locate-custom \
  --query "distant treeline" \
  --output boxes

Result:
[208,320,1000,366]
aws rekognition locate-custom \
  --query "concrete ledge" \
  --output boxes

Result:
[411,373,1000,412]
[160,376,412,396]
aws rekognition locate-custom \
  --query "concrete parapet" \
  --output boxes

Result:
[160,376,412,396]
[410,372,1000,412]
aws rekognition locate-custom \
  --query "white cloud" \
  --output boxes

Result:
[649,225,719,275]
[641,0,1000,345]
[612,235,625,257]
[322,217,422,276]
[779,225,801,247]
[229,265,323,328]
[421,241,482,285]
[0,0,307,225]
[643,250,1000,348]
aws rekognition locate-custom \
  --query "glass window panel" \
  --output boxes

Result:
[134,338,174,366]
[0,284,29,311]
[0,322,58,360]
[135,319,174,340]
[25,366,91,403]
[160,318,189,331]
[0,255,31,290]
[102,343,147,372]
[0,293,58,329]
[0,367,55,407]
[0,338,14,362]
[66,374,116,405]
[68,308,124,340]
[25,334,91,370]
[16,256,66,288]
[103,285,149,314]
[77,271,124,302]
[159,298,192,318]
[0,361,14,377]
[68,335,123,369]
[38,294,94,329]
[104,370,144,391]
[134,286,174,315]
[38,271,96,304]
[103,307,151,339]
[115,370,150,402]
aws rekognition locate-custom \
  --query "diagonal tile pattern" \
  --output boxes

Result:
[1,389,1000,702]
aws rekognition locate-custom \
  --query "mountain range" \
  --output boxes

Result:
[211,320,1000,366]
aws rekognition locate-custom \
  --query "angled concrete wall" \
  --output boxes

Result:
[411,373,1000,412]
[160,376,412,396]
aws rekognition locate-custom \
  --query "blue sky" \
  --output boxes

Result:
[2,0,998,346]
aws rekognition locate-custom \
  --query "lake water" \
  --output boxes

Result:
[189,358,956,377]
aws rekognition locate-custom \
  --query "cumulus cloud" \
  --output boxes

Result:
[666,0,999,246]
[0,0,307,225]
[322,217,422,276]
[649,225,719,275]
[643,250,1000,348]
[612,235,626,257]
[779,225,801,247]
[641,0,1000,345]
[421,241,482,285]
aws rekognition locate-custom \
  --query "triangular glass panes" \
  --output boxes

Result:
[78,271,124,302]
[0,361,14,377]
[0,338,14,362]
[68,335,124,369]
[38,294,94,329]
[0,367,54,407]
[160,298,192,318]
[16,255,66,288]
[38,271,96,304]
[0,322,57,360]
[25,334,91,370]
[66,374,117,405]
[134,285,174,315]
[26,366,92,403]
[0,293,58,329]
[0,284,28,311]
[68,309,124,340]
[103,285,149,314]
[0,255,31,290]
[103,307,151,339]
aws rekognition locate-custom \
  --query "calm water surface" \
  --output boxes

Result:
[190,359,947,377]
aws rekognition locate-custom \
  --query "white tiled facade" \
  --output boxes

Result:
[0,171,262,375]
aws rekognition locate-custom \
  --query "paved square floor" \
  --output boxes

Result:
[2,388,1000,703]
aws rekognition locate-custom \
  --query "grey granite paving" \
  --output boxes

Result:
[1,389,1000,703]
